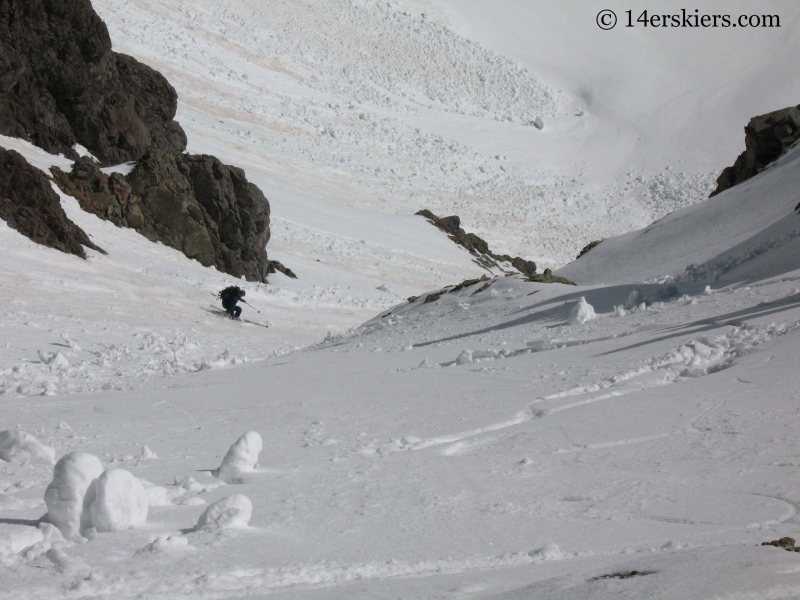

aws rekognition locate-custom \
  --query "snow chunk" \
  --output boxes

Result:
[214,431,262,483]
[529,543,563,561]
[0,524,44,556]
[195,495,252,531]
[138,532,192,554]
[624,289,642,310]
[85,468,149,532]
[140,445,158,460]
[0,428,55,464]
[456,349,473,365]
[44,452,104,538]
[533,116,545,130]
[37,350,69,369]
[568,297,597,325]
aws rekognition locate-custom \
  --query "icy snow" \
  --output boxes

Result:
[2,1,800,599]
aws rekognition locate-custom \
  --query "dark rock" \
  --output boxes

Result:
[762,537,797,550]
[415,274,491,305]
[415,209,537,277]
[710,105,800,197]
[0,147,103,258]
[267,259,297,279]
[526,268,576,286]
[577,240,602,260]
[52,150,271,282]
[0,0,185,164]
[590,570,654,581]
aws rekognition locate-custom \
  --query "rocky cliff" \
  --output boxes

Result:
[0,0,275,282]
[52,153,270,281]
[0,0,186,164]
[710,104,800,197]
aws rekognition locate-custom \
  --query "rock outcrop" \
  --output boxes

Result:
[52,152,271,281]
[0,0,186,164]
[416,209,537,277]
[710,104,800,197]
[576,240,601,260]
[0,147,102,258]
[1,0,276,281]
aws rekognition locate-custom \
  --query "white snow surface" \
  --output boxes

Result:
[0,429,55,465]
[2,2,800,598]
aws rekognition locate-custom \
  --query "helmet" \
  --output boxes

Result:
[239,289,246,297]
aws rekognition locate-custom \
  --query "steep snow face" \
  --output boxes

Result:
[558,143,800,284]
[404,0,800,175]
[90,0,726,267]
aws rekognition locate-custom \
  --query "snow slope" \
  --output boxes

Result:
[89,0,752,267]
[559,142,800,285]
[3,1,800,598]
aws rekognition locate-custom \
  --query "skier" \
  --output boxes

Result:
[218,286,246,319]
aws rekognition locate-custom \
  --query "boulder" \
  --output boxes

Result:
[710,104,800,197]
[0,0,185,164]
[0,147,103,258]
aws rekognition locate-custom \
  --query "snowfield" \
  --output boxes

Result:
[3,1,800,599]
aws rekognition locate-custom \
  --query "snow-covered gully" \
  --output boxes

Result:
[3,1,800,599]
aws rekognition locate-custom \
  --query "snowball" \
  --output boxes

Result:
[85,469,149,532]
[44,452,104,538]
[0,428,55,464]
[214,431,262,483]
[0,524,44,556]
[568,297,597,325]
[195,495,252,531]
[455,349,473,365]
[533,116,545,130]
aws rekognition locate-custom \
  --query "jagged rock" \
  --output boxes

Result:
[710,104,800,197]
[415,209,537,276]
[0,0,186,164]
[52,150,271,282]
[526,268,575,286]
[411,275,491,305]
[267,259,297,279]
[0,147,102,258]
[576,240,601,260]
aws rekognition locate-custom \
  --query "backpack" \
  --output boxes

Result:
[218,286,242,301]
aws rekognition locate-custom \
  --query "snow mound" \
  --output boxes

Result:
[214,431,262,483]
[0,428,55,464]
[43,452,104,538]
[195,495,252,532]
[85,468,149,532]
[0,524,44,557]
[567,297,597,325]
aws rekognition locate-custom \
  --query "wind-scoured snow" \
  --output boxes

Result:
[3,1,800,599]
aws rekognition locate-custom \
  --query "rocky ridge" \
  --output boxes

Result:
[710,104,800,197]
[415,209,537,277]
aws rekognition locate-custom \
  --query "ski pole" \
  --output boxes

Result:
[241,299,261,314]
